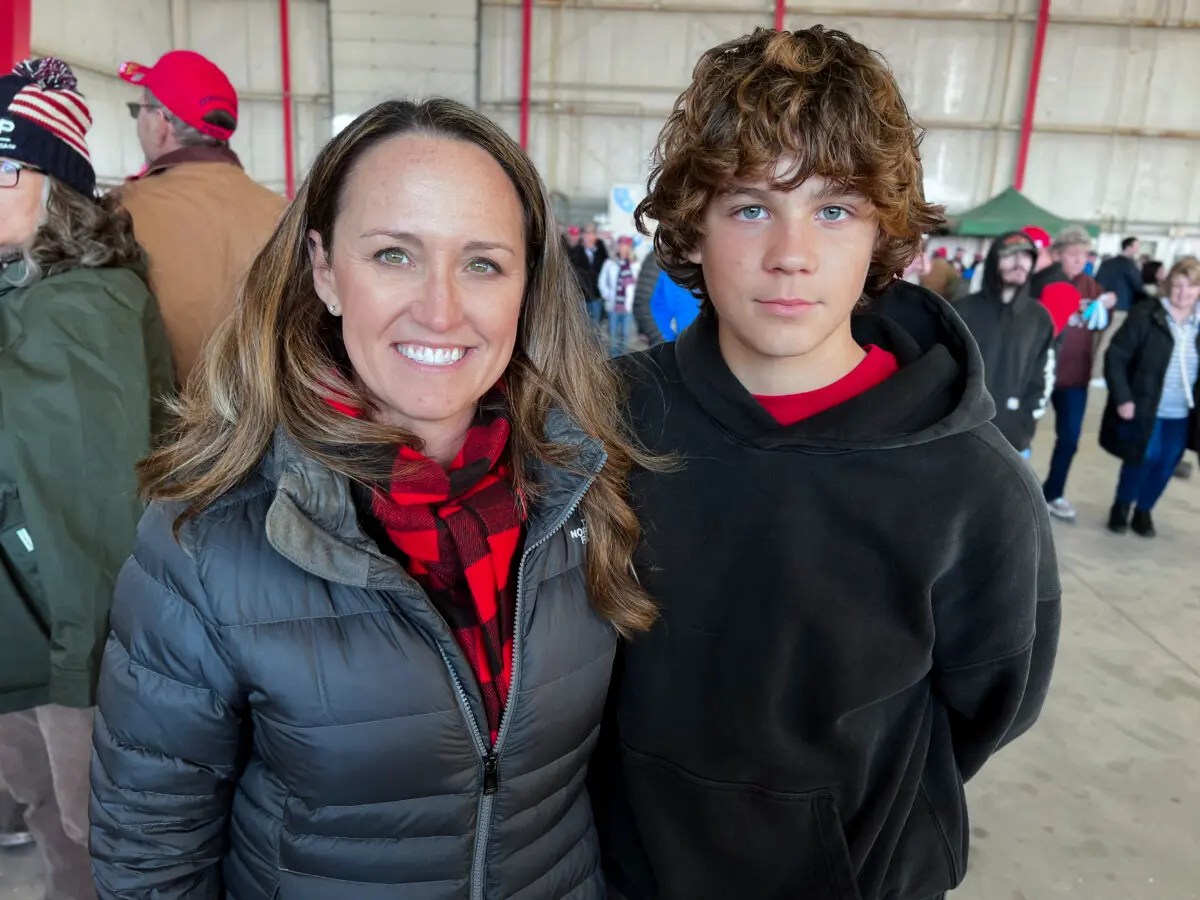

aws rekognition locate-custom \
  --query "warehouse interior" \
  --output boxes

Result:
[1,1,1199,899]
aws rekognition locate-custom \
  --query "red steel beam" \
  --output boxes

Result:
[2,0,31,72]
[520,0,533,150]
[1014,0,1050,191]
[279,0,296,199]
[775,0,786,31]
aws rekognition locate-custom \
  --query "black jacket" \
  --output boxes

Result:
[1096,254,1143,312]
[956,233,1055,451]
[594,282,1061,900]
[90,420,615,900]
[1101,301,1200,463]
[571,242,608,303]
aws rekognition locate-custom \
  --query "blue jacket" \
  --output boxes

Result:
[650,273,699,342]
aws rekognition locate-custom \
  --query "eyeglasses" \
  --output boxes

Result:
[0,160,39,189]
[126,101,162,119]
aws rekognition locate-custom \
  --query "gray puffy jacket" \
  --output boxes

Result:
[90,418,615,900]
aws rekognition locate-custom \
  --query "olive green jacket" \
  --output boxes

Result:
[0,260,173,712]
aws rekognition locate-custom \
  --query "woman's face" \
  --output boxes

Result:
[0,159,47,249]
[311,135,527,438]
[1168,274,1200,315]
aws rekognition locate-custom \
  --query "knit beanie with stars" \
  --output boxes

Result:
[0,57,96,197]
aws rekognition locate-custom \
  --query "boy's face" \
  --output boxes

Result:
[689,167,878,367]
[998,252,1033,286]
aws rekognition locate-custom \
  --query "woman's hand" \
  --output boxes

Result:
[1099,291,1118,310]
[1117,402,1136,421]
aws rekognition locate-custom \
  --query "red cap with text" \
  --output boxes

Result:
[119,51,237,141]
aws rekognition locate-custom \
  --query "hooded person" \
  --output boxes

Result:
[956,230,1056,453]
[0,57,173,900]
[591,27,1060,900]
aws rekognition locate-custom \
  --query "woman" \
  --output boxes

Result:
[1102,256,1200,537]
[599,235,637,355]
[0,58,172,900]
[89,99,657,900]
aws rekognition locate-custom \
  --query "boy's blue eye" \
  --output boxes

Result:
[818,206,851,222]
[735,206,768,221]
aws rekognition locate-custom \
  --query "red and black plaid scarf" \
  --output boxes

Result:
[333,391,524,746]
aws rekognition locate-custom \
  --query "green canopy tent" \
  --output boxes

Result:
[945,187,1099,238]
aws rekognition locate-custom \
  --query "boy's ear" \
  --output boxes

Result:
[687,244,703,265]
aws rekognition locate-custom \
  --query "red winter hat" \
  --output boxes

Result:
[1021,225,1052,251]
[567,226,581,236]
[119,51,237,141]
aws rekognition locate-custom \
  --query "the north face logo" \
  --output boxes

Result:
[569,525,588,544]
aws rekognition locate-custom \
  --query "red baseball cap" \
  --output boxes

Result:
[119,51,238,141]
[567,226,581,236]
[1021,225,1052,251]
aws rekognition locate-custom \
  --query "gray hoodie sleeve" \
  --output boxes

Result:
[91,503,244,899]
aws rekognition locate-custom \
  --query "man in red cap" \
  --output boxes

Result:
[115,50,285,384]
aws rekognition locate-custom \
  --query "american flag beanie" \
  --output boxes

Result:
[0,58,95,198]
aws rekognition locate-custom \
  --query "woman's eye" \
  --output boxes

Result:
[466,258,500,275]
[376,248,411,266]
[735,206,768,221]
[818,206,851,222]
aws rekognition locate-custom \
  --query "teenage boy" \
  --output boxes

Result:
[957,231,1057,454]
[593,26,1062,900]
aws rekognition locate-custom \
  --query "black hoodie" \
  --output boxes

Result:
[955,232,1056,451]
[593,282,1061,900]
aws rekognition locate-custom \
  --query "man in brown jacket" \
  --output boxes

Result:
[115,50,286,383]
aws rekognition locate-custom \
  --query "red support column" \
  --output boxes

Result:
[279,0,296,199]
[1,0,32,72]
[774,0,786,31]
[1014,0,1050,191]
[519,0,533,150]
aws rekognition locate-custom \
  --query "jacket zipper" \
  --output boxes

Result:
[437,454,606,900]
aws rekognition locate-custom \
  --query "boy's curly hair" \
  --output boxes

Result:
[637,26,944,307]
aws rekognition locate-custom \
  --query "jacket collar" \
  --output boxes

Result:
[261,408,605,590]
[136,144,243,179]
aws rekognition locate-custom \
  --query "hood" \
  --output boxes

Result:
[981,230,1038,301]
[673,280,996,452]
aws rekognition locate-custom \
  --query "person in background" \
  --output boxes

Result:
[564,224,581,250]
[1101,256,1200,537]
[1094,236,1143,381]
[116,50,285,384]
[600,235,638,355]
[1139,259,1165,304]
[1085,250,1098,275]
[570,222,607,322]
[920,245,963,300]
[1041,226,1117,520]
[595,27,1059,900]
[957,231,1056,454]
[0,58,173,900]
[952,245,966,274]
[89,98,658,900]
[632,252,700,344]
[963,251,983,284]
[1025,225,1082,337]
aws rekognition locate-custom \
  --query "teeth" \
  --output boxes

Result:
[397,344,465,366]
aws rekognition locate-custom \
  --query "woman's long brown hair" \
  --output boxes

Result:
[139,98,659,634]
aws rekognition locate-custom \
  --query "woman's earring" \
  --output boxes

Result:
[328,304,340,316]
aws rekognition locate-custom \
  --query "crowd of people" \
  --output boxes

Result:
[0,20,1193,900]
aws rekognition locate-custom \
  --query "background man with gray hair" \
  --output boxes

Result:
[1041,225,1117,520]
[116,50,285,384]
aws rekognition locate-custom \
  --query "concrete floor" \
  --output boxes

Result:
[1,388,1197,899]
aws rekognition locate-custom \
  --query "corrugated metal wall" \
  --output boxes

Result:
[479,0,1200,234]
[27,0,1200,237]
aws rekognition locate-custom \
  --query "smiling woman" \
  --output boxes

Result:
[88,98,658,900]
